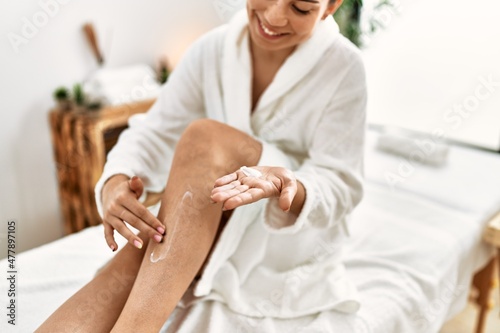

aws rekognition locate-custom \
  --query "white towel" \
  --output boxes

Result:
[376,132,449,166]
[83,64,161,106]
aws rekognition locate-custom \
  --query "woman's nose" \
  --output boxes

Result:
[265,1,288,27]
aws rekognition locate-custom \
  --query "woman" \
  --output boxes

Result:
[38,0,366,331]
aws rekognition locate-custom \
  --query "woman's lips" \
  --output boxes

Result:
[256,15,288,40]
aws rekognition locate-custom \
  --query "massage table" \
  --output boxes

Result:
[2,129,500,333]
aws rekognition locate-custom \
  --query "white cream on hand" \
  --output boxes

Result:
[240,166,262,178]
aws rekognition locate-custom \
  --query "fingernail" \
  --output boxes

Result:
[222,207,227,211]
[110,244,116,252]
[157,226,165,235]
[133,240,143,249]
[154,234,163,243]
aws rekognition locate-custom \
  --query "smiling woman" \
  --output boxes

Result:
[247,0,344,110]
[36,0,368,331]
[247,0,343,54]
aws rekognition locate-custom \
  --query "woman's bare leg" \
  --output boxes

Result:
[111,119,262,332]
[36,234,150,333]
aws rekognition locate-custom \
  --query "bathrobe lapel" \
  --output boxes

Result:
[257,16,340,111]
[222,11,340,132]
[222,11,253,134]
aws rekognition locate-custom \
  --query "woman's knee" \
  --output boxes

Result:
[178,119,262,169]
[183,119,221,139]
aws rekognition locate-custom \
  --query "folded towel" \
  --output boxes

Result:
[376,133,449,167]
[83,64,161,106]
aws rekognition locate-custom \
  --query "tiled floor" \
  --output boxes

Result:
[440,273,499,333]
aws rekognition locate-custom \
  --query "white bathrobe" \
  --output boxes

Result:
[95,10,367,318]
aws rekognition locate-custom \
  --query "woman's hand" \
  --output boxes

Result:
[101,175,165,251]
[211,166,301,213]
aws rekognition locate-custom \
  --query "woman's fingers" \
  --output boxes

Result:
[222,187,268,210]
[104,204,162,252]
[211,176,277,210]
[211,166,297,212]
[110,214,142,249]
[106,215,144,249]
[122,195,166,236]
[211,180,244,195]
[278,177,298,212]
[118,208,163,243]
[128,176,144,199]
[104,222,117,252]
[126,177,165,234]
[214,172,238,187]
[101,175,166,250]
[106,194,163,234]
[211,184,250,202]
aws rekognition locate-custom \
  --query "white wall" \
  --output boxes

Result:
[0,0,246,258]
[362,0,500,150]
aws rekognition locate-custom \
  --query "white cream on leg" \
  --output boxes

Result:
[149,190,194,263]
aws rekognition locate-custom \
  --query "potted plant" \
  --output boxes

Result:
[53,87,72,111]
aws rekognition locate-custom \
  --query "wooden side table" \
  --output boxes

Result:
[484,210,500,303]
[49,99,155,234]
[471,211,500,333]
[484,211,500,254]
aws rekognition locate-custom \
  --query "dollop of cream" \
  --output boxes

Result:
[240,166,262,178]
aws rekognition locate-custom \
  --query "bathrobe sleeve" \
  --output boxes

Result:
[261,55,367,234]
[94,38,206,217]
